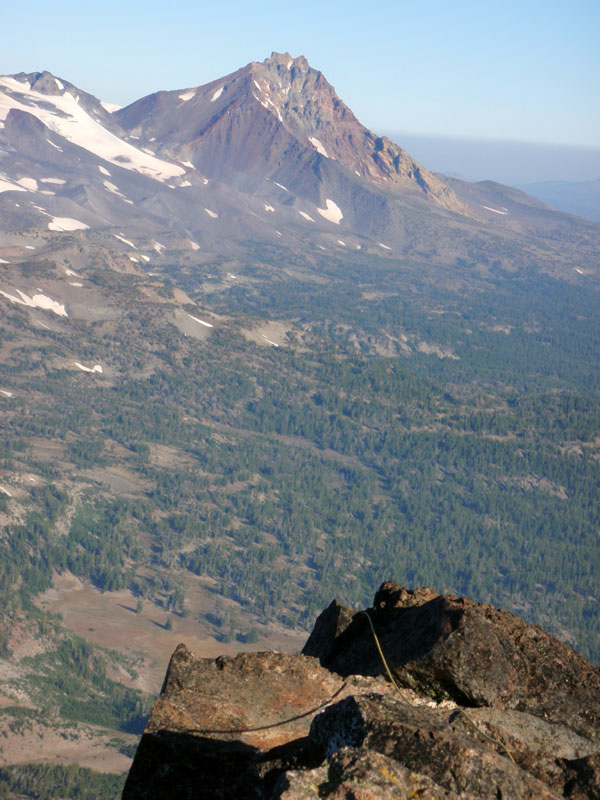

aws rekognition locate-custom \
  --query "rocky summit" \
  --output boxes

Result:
[122,583,600,799]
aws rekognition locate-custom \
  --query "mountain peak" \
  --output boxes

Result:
[11,70,67,96]
[240,53,465,211]
[112,51,464,213]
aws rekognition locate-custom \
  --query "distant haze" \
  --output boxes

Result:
[388,134,600,187]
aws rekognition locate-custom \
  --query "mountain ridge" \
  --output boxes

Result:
[1,54,598,284]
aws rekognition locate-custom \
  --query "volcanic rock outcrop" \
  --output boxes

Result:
[122,583,600,799]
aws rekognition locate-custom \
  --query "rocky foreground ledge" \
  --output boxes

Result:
[122,583,600,799]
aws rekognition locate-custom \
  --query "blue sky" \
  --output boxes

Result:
[2,0,599,148]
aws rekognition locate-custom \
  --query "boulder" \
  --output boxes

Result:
[303,582,600,743]
[123,585,600,799]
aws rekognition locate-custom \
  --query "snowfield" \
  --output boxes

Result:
[0,76,184,183]
[211,86,224,102]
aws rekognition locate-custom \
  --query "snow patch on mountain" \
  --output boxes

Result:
[274,182,289,192]
[101,101,121,113]
[317,199,343,225]
[211,86,224,102]
[46,139,63,151]
[179,91,195,102]
[0,176,26,194]
[298,211,315,222]
[204,208,218,218]
[0,288,68,316]
[98,165,111,176]
[17,178,38,192]
[264,204,275,212]
[74,362,103,373]
[189,241,200,251]
[48,217,89,232]
[482,205,508,215]
[40,177,66,185]
[113,233,136,248]
[188,314,213,328]
[308,137,328,158]
[103,180,123,195]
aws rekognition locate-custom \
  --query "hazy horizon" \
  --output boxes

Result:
[388,133,600,186]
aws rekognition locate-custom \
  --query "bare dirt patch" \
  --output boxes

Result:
[81,464,151,495]
[243,321,290,348]
[0,722,136,774]
[148,443,197,470]
[36,573,306,696]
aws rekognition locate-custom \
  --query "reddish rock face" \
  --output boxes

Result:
[148,647,348,751]
[123,585,600,800]
[116,52,466,215]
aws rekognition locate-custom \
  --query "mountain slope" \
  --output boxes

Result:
[0,53,599,797]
